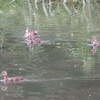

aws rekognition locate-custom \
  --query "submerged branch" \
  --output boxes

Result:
[35,0,38,10]
[42,0,48,16]
[83,0,86,13]
[48,0,52,15]
[27,0,33,25]
[63,0,72,14]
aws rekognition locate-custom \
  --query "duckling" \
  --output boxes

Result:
[91,36,100,46]
[24,28,38,39]
[0,71,25,83]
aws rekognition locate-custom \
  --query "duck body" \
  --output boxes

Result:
[91,37,100,46]
[0,71,25,83]
[94,42,100,46]
[6,76,24,82]
[30,38,42,44]
[24,28,38,39]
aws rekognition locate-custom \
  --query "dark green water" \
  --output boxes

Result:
[0,0,100,100]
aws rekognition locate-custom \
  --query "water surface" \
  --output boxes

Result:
[0,0,100,100]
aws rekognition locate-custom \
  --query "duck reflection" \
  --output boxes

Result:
[0,84,25,100]
[24,28,42,51]
[0,84,7,91]
[92,45,97,54]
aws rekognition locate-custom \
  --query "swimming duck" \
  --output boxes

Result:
[0,71,25,83]
[91,37,100,46]
[24,28,38,39]
[24,28,42,44]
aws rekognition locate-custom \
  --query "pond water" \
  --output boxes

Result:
[0,0,100,100]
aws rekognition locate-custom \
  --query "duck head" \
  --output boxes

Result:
[91,37,97,44]
[0,71,7,77]
[0,71,8,82]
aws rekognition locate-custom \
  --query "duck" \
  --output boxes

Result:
[91,36,100,46]
[0,71,25,83]
[24,28,38,39]
[24,28,42,44]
